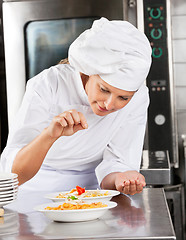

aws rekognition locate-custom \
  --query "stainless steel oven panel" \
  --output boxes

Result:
[3,0,124,126]
[137,0,179,168]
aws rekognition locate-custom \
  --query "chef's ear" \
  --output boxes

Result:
[80,73,89,86]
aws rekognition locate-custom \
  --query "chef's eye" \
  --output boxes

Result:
[119,96,129,101]
[100,87,109,93]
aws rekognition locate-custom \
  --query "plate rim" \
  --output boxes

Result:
[0,185,18,191]
[34,201,117,213]
[45,189,120,201]
[0,192,18,199]
[0,173,18,181]
[0,179,18,185]
[0,181,19,187]
[0,199,16,207]
[0,189,18,195]
[0,197,15,202]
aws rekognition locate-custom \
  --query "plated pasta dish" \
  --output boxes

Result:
[45,201,108,211]
[36,188,118,222]
[44,186,120,203]
[56,186,110,199]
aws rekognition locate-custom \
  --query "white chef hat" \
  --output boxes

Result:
[68,17,152,91]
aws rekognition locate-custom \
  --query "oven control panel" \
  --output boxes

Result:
[143,0,173,163]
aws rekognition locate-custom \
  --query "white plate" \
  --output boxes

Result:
[45,189,120,202]
[0,189,18,195]
[0,173,18,181]
[0,178,18,185]
[0,197,16,202]
[0,185,18,191]
[0,199,16,207]
[0,181,19,188]
[0,198,14,203]
[0,195,17,202]
[34,201,117,222]
[0,192,17,198]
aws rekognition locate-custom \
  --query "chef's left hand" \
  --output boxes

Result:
[115,171,146,195]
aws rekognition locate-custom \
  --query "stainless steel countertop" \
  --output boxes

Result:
[0,188,176,240]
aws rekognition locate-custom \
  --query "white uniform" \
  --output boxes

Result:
[0,64,149,192]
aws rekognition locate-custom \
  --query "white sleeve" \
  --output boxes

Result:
[0,68,57,172]
[95,86,149,185]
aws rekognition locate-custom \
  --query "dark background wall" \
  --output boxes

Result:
[0,0,8,153]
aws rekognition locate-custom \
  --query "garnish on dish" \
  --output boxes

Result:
[56,186,110,199]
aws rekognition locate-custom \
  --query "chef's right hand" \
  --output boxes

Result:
[46,109,88,138]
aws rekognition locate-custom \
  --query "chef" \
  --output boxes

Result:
[0,17,152,195]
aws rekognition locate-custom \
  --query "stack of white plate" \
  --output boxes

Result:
[0,173,18,207]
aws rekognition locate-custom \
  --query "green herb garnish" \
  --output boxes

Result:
[67,196,78,200]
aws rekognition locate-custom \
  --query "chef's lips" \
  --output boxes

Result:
[68,17,152,91]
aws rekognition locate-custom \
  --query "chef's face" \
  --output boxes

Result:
[85,75,135,116]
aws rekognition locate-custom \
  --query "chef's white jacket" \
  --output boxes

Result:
[0,64,149,192]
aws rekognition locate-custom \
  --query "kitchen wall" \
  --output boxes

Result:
[171,0,186,140]
[0,0,8,153]
[171,0,186,180]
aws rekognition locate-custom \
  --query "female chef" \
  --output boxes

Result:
[0,17,152,195]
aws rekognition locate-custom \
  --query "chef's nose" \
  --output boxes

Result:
[104,95,116,110]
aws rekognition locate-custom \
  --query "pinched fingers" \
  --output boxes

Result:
[45,109,85,139]
[50,109,88,137]
[68,110,81,125]
[54,116,67,127]
[77,111,88,129]
[58,110,88,129]
[67,110,88,129]
[59,111,75,127]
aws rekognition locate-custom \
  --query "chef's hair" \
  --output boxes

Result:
[58,58,69,64]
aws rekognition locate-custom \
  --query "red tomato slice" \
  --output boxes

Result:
[76,186,85,195]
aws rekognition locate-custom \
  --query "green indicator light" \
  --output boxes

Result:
[147,7,151,11]
[150,8,161,19]
[160,16,164,20]
[152,47,163,58]
[150,29,162,39]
